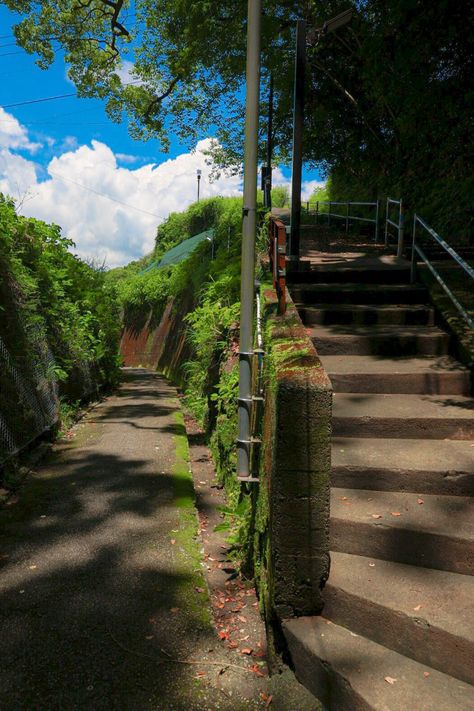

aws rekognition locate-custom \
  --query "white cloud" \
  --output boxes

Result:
[270,167,326,201]
[301,179,326,201]
[0,125,242,267]
[0,108,324,268]
[0,108,41,153]
[116,152,142,164]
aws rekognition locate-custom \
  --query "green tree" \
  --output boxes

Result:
[271,185,289,208]
[4,1,472,233]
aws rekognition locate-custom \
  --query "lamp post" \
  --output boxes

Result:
[196,168,202,202]
[289,8,354,265]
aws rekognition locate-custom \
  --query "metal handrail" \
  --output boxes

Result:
[385,198,405,257]
[268,216,287,315]
[411,214,474,330]
[303,199,380,242]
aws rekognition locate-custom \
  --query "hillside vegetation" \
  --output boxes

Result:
[0,195,121,468]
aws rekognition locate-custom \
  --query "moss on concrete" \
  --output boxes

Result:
[171,409,213,629]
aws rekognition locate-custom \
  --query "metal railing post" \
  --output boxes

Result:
[237,0,261,482]
[397,198,405,258]
[374,199,380,243]
[384,198,389,247]
[411,214,417,283]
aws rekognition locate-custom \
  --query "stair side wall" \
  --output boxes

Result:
[263,288,333,618]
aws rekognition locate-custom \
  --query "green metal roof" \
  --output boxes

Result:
[141,229,214,274]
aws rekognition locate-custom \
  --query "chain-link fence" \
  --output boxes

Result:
[0,322,59,467]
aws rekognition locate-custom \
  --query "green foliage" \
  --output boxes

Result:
[5,1,472,237]
[271,185,289,208]
[0,195,121,396]
[309,183,329,204]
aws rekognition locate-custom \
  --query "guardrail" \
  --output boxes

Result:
[411,214,474,329]
[268,216,287,314]
[385,198,405,257]
[303,200,380,242]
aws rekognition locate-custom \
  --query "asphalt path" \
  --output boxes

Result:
[0,370,254,710]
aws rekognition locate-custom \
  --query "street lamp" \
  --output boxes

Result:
[196,168,202,202]
[289,8,354,265]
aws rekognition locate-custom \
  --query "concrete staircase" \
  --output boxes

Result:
[284,250,474,710]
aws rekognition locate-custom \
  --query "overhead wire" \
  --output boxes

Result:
[47,170,166,221]
[1,79,143,110]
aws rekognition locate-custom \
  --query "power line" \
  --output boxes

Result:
[1,79,143,110]
[2,92,79,108]
[0,50,26,58]
[48,170,165,220]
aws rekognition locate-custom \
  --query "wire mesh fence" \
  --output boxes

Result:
[0,320,59,467]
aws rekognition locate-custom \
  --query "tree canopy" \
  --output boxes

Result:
[4,0,473,232]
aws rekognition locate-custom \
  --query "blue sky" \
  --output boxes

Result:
[0,4,324,266]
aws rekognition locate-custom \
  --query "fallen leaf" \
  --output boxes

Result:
[423,672,430,678]
[145,635,154,640]
[237,615,247,623]
[417,499,424,505]
[413,604,422,611]
[240,635,250,642]
[227,641,239,649]
[195,587,205,594]
[369,563,375,567]
[170,607,180,613]
[194,671,206,678]
[249,664,266,677]
[390,512,401,516]
[28,565,37,570]
[170,539,176,545]
[241,648,253,655]
[371,514,382,519]
[384,676,397,685]
[218,631,230,640]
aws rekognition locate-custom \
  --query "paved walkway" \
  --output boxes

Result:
[0,370,257,710]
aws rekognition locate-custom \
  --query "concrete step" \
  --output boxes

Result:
[324,551,474,685]
[333,393,474,442]
[310,324,450,356]
[290,283,428,305]
[298,303,435,327]
[289,261,411,284]
[331,436,474,495]
[283,616,474,711]
[323,355,471,395]
[330,488,474,574]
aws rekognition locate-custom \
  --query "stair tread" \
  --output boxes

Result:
[283,616,474,711]
[306,252,409,268]
[331,488,474,540]
[327,551,474,648]
[332,437,474,473]
[298,303,432,312]
[309,324,447,338]
[323,354,469,374]
[292,282,425,292]
[333,392,474,422]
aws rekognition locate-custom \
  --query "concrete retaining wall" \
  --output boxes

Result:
[262,287,333,619]
[119,293,194,385]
